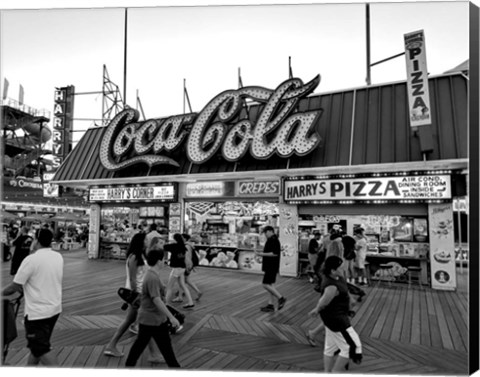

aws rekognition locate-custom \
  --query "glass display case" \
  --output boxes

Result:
[184,201,279,272]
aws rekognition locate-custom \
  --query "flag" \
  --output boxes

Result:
[183,79,192,114]
[2,78,9,100]
[19,84,24,105]
[238,67,243,88]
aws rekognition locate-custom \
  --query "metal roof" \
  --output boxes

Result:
[53,73,468,187]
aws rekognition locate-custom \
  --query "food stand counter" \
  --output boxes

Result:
[99,239,129,259]
[366,254,429,285]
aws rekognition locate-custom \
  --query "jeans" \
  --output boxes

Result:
[125,321,180,367]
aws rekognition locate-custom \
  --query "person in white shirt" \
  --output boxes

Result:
[144,223,162,248]
[2,228,63,366]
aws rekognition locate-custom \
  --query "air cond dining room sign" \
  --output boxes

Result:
[283,174,451,203]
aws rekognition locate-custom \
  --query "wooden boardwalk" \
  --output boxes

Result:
[1,249,469,374]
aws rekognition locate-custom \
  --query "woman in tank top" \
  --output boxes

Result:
[104,232,149,357]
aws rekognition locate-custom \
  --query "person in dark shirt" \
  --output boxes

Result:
[307,232,322,283]
[125,247,181,368]
[341,233,357,284]
[164,233,194,309]
[255,226,286,312]
[308,256,362,372]
[10,226,33,275]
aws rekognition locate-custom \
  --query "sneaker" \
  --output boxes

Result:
[104,347,124,357]
[305,331,317,347]
[277,297,287,310]
[129,324,138,335]
[260,304,275,312]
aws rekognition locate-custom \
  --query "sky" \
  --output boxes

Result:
[0,0,471,150]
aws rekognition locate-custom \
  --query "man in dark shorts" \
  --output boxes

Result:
[255,226,286,312]
[2,228,63,365]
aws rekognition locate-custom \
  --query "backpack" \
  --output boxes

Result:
[188,244,199,267]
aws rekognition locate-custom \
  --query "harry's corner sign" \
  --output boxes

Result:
[99,76,322,171]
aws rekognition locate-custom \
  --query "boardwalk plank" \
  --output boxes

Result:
[390,286,407,342]
[399,288,413,343]
[410,288,421,344]
[371,287,395,338]
[72,345,95,367]
[431,291,455,350]
[418,287,431,346]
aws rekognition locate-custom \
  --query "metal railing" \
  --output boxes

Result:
[1,97,51,119]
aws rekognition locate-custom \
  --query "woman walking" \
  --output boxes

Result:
[308,256,362,373]
[104,232,159,358]
[164,233,195,309]
[182,234,202,300]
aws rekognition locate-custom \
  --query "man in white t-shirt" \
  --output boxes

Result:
[144,223,162,249]
[2,228,64,365]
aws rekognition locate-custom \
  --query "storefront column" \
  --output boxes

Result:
[87,204,101,259]
[279,204,299,277]
[428,203,457,290]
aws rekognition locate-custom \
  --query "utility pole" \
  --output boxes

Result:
[123,8,128,106]
[366,3,371,86]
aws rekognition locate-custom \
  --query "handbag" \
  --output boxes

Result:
[117,287,140,310]
[2,298,18,345]
[166,305,185,334]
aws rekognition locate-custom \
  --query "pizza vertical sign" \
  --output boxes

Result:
[404,30,431,128]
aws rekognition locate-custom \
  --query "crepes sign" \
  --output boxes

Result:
[99,76,322,171]
[284,174,451,203]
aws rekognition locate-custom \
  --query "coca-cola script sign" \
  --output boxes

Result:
[100,75,322,171]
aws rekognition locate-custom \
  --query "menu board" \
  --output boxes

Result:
[391,217,413,242]
[87,204,101,259]
[428,203,456,290]
[278,204,298,277]
[139,206,165,218]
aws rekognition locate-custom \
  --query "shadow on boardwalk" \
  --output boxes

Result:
[1,249,469,374]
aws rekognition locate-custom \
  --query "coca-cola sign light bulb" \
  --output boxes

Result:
[100,75,322,171]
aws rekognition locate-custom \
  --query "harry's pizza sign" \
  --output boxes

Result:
[284,174,451,202]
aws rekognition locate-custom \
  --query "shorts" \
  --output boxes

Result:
[170,267,186,278]
[24,313,60,358]
[308,253,318,269]
[262,269,277,285]
[324,326,362,359]
[355,251,367,269]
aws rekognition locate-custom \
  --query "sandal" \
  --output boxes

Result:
[305,331,317,347]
